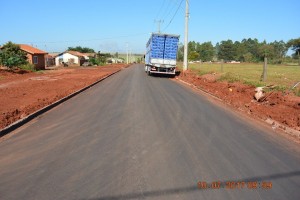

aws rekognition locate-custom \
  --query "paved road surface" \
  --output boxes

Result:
[0,64,299,200]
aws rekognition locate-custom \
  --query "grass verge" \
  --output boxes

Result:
[179,62,300,94]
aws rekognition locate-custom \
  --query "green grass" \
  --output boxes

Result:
[178,62,300,90]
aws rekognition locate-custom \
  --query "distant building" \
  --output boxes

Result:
[107,58,124,63]
[45,54,57,66]
[55,51,88,66]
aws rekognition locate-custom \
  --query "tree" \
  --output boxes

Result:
[177,43,184,61]
[96,52,111,64]
[287,38,300,64]
[217,40,236,61]
[258,43,275,60]
[235,40,248,61]
[114,52,119,58]
[67,46,95,53]
[242,52,253,62]
[188,41,197,53]
[240,38,260,62]
[0,41,28,69]
[198,42,215,61]
[271,40,287,58]
[269,40,287,63]
[188,51,200,61]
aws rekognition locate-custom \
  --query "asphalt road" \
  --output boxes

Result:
[0,64,299,200]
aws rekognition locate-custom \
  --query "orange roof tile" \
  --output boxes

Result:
[19,44,47,54]
[66,51,86,57]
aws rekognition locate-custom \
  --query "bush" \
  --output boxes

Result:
[0,42,28,69]
[19,63,36,71]
[89,58,98,65]
[218,72,240,83]
[89,57,105,66]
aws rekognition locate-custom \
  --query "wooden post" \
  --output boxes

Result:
[263,57,267,82]
[221,59,224,72]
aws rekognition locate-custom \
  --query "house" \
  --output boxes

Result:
[107,58,124,63]
[19,44,48,70]
[45,53,57,66]
[55,51,89,66]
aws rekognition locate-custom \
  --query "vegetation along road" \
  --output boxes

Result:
[0,64,299,200]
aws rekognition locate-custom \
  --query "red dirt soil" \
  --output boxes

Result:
[0,64,128,129]
[177,70,300,133]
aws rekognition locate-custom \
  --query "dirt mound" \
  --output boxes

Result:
[178,70,300,132]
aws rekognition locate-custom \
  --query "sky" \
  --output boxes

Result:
[1,0,299,54]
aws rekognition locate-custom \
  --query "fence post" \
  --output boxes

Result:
[221,59,224,72]
[263,57,267,82]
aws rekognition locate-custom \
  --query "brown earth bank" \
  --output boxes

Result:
[0,64,129,129]
[177,70,300,134]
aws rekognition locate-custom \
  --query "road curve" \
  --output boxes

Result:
[0,64,299,200]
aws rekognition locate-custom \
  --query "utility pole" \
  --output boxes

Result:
[126,43,129,64]
[129,49,132,63]
[183,0,189,71]
[154,20,164,33]
[221,59,224,72]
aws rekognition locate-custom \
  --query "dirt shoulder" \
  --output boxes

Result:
[177,70,300,140]
[0,64,128,129]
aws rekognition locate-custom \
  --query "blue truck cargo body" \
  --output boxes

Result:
[145,33,180,75]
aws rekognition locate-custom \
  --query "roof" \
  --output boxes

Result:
[82,53,96,57]
[66,51,86,57]
[54,51,90,59]
[19,44,47,54]
[46,54,54,58]
[48,53,59,57]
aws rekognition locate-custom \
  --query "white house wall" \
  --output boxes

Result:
[55,55,62,66]
[63,53,79,64]
[55,53,80,66]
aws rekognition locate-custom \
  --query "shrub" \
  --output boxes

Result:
[19,63,36,71]
[0,41,28,69]
[218,72,240,83]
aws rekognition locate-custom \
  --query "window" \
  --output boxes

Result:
[33,56,38,64]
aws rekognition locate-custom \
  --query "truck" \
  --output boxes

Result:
[145,33,180,76]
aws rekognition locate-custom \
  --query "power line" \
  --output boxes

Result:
[160,0,178,22]
[163,0,184,31]
[23,32,150,45]
[155,0,167,20]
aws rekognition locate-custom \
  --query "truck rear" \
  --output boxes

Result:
[145,33,180,76]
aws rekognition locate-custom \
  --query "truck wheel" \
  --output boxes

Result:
[147,67,151,76]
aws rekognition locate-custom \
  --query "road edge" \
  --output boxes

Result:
[174,77,300,143]
[0,68,124,138]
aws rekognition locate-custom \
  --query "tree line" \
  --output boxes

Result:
[177,38,300,64]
